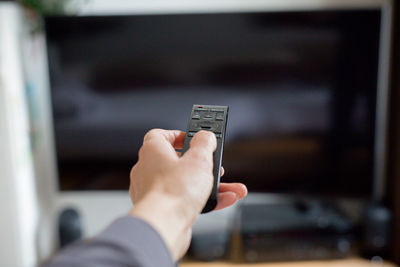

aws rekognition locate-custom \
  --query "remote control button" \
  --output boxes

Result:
[211,108,223,112]
[188,132,196,137]
[195,107,209,112]
[198,121,213,129]
[192,112,200,119]
[202,112,215,120]
[216,112,224,121]
[188,120,221,133]
[213,127,222,133]
[216,133,222,138]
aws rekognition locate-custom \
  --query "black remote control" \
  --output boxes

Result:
[182,104,229,213]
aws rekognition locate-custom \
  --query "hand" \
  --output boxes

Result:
[129,129,247,260]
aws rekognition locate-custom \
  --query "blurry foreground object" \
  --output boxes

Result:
[362,203,392,258]
[0,2,39,266]
[58,208,83,248]
[20,0,71,15]
[19,0,82,33]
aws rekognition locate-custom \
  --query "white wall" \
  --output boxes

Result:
[0,3,38,266]
[71,0,388,15]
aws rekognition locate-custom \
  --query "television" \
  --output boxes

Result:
[36,2,392,259]
[45,9,388,199]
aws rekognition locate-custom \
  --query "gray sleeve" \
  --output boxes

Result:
[41,216,175,267]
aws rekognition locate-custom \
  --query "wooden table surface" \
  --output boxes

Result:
[181,258,398,267]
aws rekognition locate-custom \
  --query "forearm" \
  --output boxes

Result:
[41,216,175,267]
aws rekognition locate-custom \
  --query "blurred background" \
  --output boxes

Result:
[1,0,400,266]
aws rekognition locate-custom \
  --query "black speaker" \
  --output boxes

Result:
[362,203,392,257]
[58,208,83,248]
[189,230,230,261]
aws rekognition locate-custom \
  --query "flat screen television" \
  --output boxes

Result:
[45,9,386,199]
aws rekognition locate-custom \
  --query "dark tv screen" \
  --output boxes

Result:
[45,10,380,197]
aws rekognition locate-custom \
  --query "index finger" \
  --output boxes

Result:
[143,129,186,149]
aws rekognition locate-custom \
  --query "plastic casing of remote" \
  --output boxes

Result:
[182,104,229,213]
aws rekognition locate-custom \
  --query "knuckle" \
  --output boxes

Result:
[138,145,146,159]
[143,128,163,142]
[139,140,157,158]
[190,148,213,170]
[129,165,137,178]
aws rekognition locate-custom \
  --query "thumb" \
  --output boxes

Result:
[182,131,217,170]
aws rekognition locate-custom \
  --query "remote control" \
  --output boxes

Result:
[182,104,229,213]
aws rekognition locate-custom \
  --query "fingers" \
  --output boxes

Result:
[218,183,247,199]
[139,129,185,158]
[189,131,217,151]
[214,183,248,211]
[140,129,186,159]
[143,129,186,149]
[220,166,224,177]
[171,131,186,149]
[214,192,238,210]
[181,131,217,170]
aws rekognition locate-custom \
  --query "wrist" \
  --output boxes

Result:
[129,192,196,259]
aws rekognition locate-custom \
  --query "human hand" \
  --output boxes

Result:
[129,129,247,260]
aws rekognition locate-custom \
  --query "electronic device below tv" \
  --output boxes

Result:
[237,201,355,262]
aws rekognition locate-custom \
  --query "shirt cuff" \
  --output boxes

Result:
[97,216,175,267]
